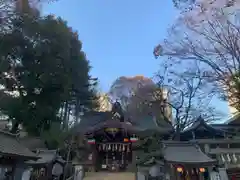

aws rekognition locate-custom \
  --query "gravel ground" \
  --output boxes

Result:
[83,172,135,180]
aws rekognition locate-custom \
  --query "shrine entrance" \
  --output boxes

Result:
[84,102,139,172]
[96,142,132,171]
[90,127,136,172]
[83,172,135,180]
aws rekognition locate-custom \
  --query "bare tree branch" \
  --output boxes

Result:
[157,9,240,113]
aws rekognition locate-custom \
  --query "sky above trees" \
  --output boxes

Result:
[42,0,178,90]
[42,0,231,117]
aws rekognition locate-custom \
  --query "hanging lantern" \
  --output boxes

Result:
[199,168,205,173]
[176,166,183,173]
[130,137,138,142]
[87,139,95,144]
[108,144,111,151]
[124,138,129,142]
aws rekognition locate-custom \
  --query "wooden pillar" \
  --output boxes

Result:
[92,145,97,172]
[128,150,136,171]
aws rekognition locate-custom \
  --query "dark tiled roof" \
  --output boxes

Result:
[162,141,216,165]
[71,111,173,135]
[136,151,163,165]
[26,150,57,165]
[0,130,37,159]
[71,111,112,134]
[135,115,173,135]
[137,157,164,166]
[182,116,224,135]
[19,137,46,150]
[85,120,144,134]
[208,147,240,154]
[225,113,240,124]
[0,120,9,130]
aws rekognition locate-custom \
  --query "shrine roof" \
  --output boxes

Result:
[85,119,144,135]
[26,150,62,165]
[208,147,240,154]
[0,130,37,159]
[162,141,216,166]
[71,111,112,134]
[225,113,240,125]
[19,137,46,150]
[137,156,164,166]
[71,111,173,135]
[135,115,173,135]
[181,116,225,135]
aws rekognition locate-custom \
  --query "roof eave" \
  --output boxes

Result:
[165,160,217,166]
[0,152,38,160]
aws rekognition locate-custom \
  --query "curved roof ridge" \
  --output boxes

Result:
[162,140,196,146]
[183,116,224,133]
[37,149,57,154]
[162,141,216,165]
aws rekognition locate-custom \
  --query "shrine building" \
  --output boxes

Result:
[70,102,173,171]
[69,102,219,179]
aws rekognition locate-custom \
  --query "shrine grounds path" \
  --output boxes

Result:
[83,172,135,180]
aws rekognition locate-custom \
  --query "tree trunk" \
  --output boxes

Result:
[59,103,64,121]
[174,124,181,141]
[62,101,68,130]
[66,106,71,128]
[11,121,19,134]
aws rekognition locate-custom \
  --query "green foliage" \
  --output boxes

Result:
[41,122,67,149]
[0,6,99,135]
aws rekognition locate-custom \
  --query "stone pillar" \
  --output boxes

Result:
[218,167,229,180]
[92,145,98,172]
[14,162,26,180]
[128,150,137,172]
[74,165,83,180]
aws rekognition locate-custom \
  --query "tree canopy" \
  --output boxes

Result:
[0,1,99,136]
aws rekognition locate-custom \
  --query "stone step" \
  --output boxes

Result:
[83,172,135,180]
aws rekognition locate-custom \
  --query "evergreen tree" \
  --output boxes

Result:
[0,0,99,135]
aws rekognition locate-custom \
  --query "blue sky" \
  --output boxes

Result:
[42,0,178,92]
[42,0,229,118]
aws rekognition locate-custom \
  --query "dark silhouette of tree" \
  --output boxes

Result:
[0,0,99,135]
